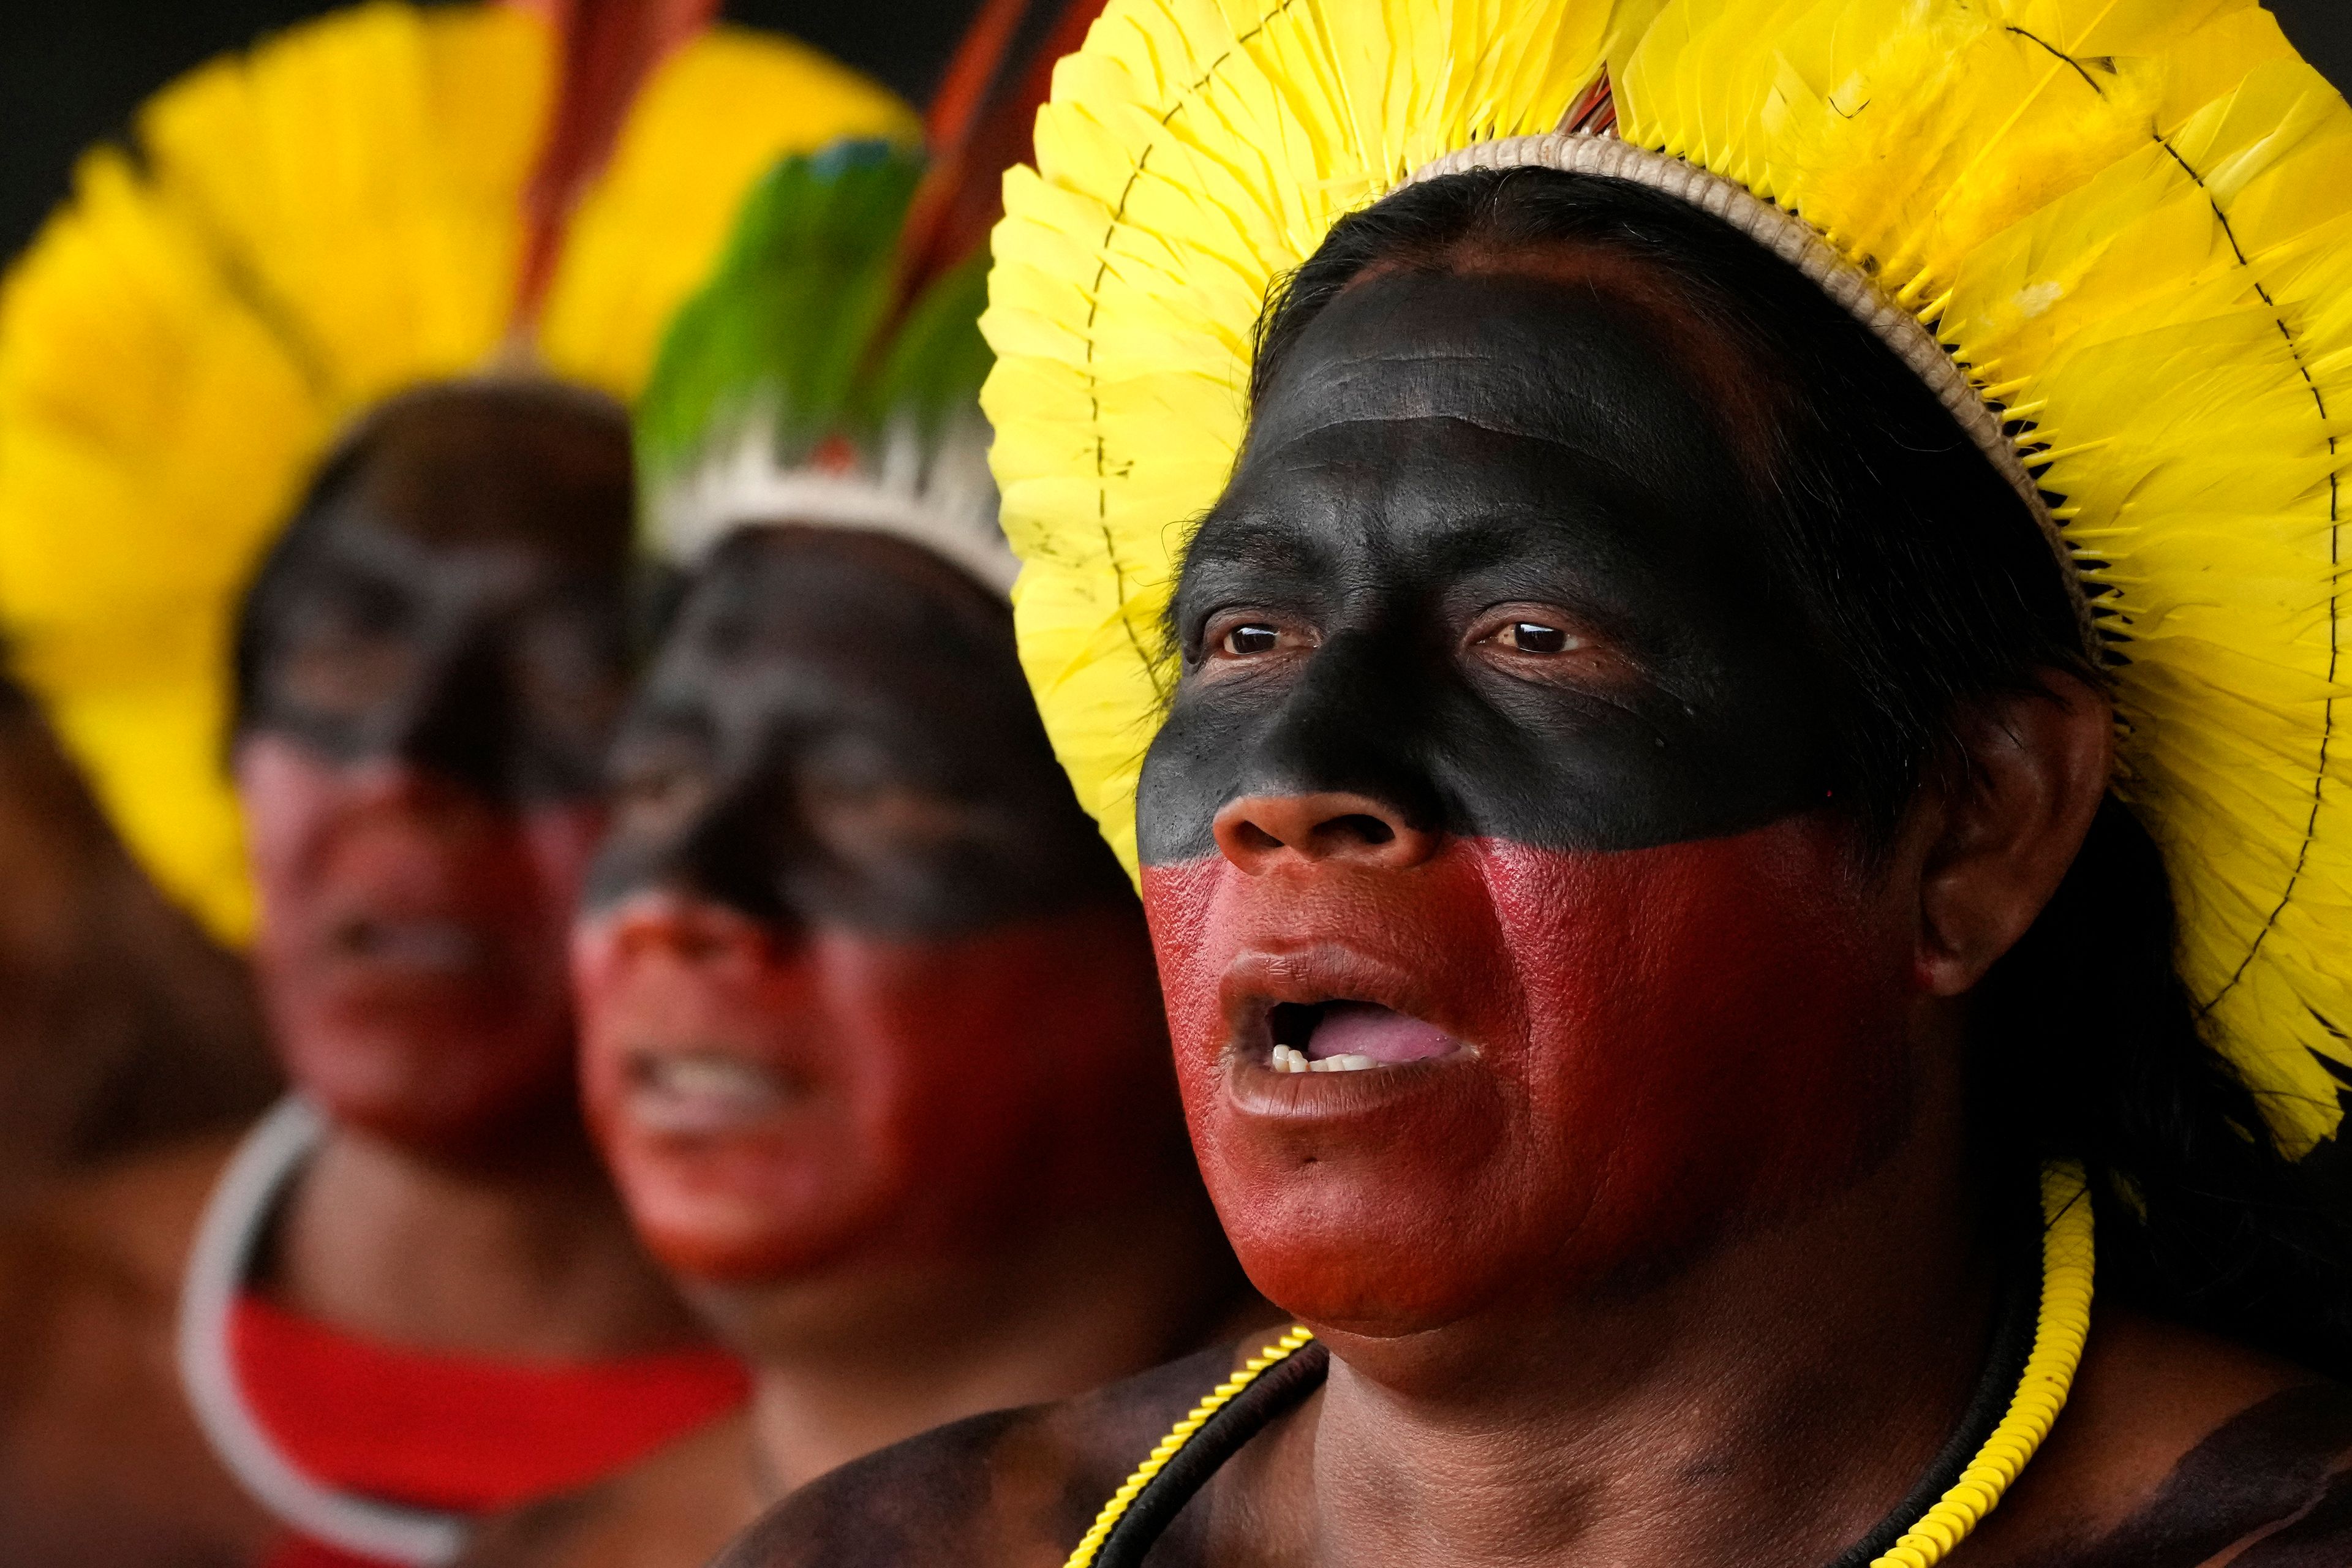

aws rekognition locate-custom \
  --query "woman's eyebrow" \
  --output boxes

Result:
[1189,510,1327,565]
[1178,502,1341,590]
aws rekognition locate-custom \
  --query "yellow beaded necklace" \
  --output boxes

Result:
[1066,1161,2095,1568]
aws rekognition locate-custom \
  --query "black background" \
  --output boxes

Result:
[3,1,2350,262]
[0,0,979,262]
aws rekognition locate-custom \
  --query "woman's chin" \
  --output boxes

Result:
[611,1147,880,1287]
[288,1042,573,1152]
[628,1205,854,1286]
[1226,1218,1523,1336]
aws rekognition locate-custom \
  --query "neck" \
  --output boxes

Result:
[707,1178,1260,1496]
[269,1103,701,1359]
[1298,1116,2003,1567]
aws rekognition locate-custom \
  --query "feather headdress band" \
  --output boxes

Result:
[0,0,916,942]
[982,0,2352,1151]
[636,140,1012,590]
[637,0,1105,594]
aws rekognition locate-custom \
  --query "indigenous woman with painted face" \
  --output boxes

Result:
[0,6,915,1566]
[458,73,1265,1568]
[453,10,1259,1566]
[717,2,2352,1566]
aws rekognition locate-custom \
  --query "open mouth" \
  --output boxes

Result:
[624,1050,799,1134]
[1264,1000,1464,1075]
[331,917,484,973]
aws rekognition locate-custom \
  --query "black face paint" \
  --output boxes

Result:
[236,383,635,803]
[2029,1385,2352,1568]
[587,526,1129,934]
[2235,1471,2352,1566]
[1141,266,1835,865]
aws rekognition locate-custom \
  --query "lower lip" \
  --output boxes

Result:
[1225,1046,1474,1117]
[328,919,488,974]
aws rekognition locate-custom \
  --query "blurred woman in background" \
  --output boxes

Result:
[0,4,913,1563]
[465,17,1267,1557]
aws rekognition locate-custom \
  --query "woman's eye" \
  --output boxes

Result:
[1220,623,1283,657]
[611,756,710,834]
[619,770,687,815]
[1496,621,1574,654]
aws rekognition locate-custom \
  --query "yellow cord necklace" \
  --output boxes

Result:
[1066,1161,2095,1568]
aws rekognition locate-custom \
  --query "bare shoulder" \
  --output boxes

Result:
[1969,1308,2352,1566]
[0,1134,262,1566]
[14,1134,235,1292]
[715,1343,1248,1568]
[460,1409,760,1568]
[0,1134,233,1413]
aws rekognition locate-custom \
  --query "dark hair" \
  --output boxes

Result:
[232,377,637,737]
[1240,167,2352,1375]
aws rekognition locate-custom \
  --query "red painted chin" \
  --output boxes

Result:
[573,900,1175,1286]
[238,737,601,1152]
[1141,818,1917,1336]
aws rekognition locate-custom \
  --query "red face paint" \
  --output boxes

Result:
[1142,818,1915,1335]
[239,734,605,1150]
[573,893,1171,1283]
[574,529,1169,1286]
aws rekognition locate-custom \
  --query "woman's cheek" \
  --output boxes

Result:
[578,922,1145,1284]
[1483,821,1914,1267]
[1142,819,1913,1333]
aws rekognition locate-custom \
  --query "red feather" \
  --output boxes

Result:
[506,0,721,330]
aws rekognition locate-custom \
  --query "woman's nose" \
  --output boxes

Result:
[1210,790,1439,874]
[597,888,777,965]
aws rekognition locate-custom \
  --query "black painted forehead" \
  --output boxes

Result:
[1242,263,1776,485]
[311,383,635,573]
[1196,264,1795,617]
[638,525,1038,747]
[675,526,1014,666]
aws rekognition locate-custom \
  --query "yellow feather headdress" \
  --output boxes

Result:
[982,0,2352,1150]
[0,1,917,946]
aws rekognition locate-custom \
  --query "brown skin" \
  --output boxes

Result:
[718,1316,2352,1568]
[0,1137,255,1566]
[714,255,2351,1566]
[463,1412,766,1568]
[459,529,1269,1568]
[0,679,273,1210]
[0,385,707,1568]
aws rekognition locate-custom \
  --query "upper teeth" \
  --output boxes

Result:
[626,1052,791,1134]
[643,1055,777,1101]
[1271,1045,1378,1074]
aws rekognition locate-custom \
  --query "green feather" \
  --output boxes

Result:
[859,247,993,451]
[635,138,930,500]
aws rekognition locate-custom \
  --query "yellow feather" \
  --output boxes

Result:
[0,2,913,946]
[535,24,918,397]
[0,2,544,941]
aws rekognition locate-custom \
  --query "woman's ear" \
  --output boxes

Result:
[1913,672,2113,997]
